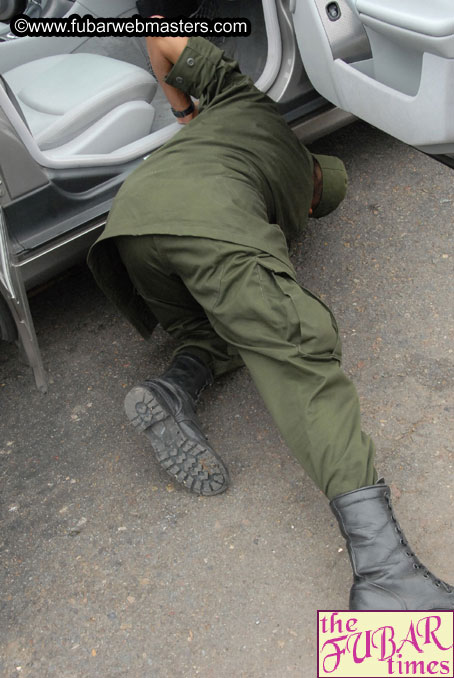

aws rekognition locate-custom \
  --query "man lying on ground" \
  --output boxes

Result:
[88,4,454,611]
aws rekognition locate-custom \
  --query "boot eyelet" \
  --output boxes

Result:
[434,582,441,588]
[413,564,419,569]
[405,551,411,557]
[400,539,405,544]
[423,574,430,579]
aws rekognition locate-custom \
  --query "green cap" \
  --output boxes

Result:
[311,154,348,219]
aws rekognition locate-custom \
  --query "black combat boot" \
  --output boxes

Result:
[125,353,229,496]
[330,480,454,610]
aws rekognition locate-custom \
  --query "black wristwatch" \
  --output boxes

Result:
[171,101,195,118]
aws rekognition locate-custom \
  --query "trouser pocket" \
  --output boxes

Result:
[256,256,342,363]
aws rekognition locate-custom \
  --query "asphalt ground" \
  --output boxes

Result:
[1,121,453,677]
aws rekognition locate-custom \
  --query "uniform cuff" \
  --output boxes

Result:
[165,37,224,99]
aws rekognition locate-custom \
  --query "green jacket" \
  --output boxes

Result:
[88,37,313,338]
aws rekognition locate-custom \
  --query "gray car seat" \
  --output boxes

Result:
[3,52,157,155]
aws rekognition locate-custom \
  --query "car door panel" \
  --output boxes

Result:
[292,0,454,154]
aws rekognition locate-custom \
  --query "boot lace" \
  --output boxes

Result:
[383,490,453,593]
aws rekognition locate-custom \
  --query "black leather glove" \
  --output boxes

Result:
[136,1,202,18]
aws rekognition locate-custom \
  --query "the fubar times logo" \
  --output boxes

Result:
[317,611,454,677]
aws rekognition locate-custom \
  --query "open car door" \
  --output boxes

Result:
[291,0,454,162]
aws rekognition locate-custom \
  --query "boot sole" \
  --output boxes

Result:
[124,385,229,496]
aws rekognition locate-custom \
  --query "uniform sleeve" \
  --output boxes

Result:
[165,36,244,102]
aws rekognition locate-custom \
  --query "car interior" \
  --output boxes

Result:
[2,0,454,170]
[0,0,280,170]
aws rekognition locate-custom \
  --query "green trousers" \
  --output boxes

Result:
[115,234,377,500]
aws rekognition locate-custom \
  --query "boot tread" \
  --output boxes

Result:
[124,385,229,496]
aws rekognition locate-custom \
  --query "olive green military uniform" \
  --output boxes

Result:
[88,37,376,500]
